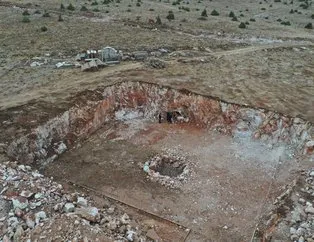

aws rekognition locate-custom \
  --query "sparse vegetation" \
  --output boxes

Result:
[41,26,48,32]
[211,9,219,16]
[156,15,162,25]
[167,10,175,20]
[42,12,51,17]
[22,10,30,16]
[67,3,75,11]
[239,22,246,28]
[229,11,235,18]
[22,16,30,23]
[58,14,64,22]
[281,20,291,25]
[201,9,208,17]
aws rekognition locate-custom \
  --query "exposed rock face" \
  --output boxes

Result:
[6,81,313,165]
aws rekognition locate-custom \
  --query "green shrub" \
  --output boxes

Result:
[311,14,314,19]
[22,16,30,23]
[232,16,238,21]
[136,2,141,6]
[245,21,250,25]
[229,11,235,17]
[127,8,131,12]
[93,8,100,11]
[239,22,246,28]
[211,9,219,16]
[34,10,41,14]
[60,3,65,10]
[305,22,313,29]
[67,3,75,11]
[277,18,282,22]
[41,26,48,32]
[240,13,244,17]
[290,9,294,13]
[22,10,30,16]
[149,8,155,11]
[167,10,175,20]
[103,0,111,4]
[80,6,88,11]
[274,0,281,2]
[250,18,256,21]
[261,7,266,10]
[201,9,207,17]
[91,1,99,5]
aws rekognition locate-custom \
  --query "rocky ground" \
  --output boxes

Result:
[0,161,160,242]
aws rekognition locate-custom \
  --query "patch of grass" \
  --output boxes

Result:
[198,16,207,20]
[22,10,30,16]
[42,12,51,17]
[281,20,291,25]
[22,16,30,23]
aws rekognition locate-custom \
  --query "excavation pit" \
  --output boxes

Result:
[149,156,186,178]
[6,81,314,241]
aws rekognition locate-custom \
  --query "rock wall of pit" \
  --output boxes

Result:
[7,81,314,165]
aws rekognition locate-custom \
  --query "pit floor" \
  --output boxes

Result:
[44,118,300,241]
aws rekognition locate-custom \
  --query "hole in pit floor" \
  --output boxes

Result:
[43,119,298,241]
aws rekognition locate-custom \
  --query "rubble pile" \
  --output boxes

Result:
[0,162,152,242]
[264,169,314,242]
[287,170,314,242]
[143,149,191,189]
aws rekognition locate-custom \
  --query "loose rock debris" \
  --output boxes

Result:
[143,149,191,189]
[0,161,154,241]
